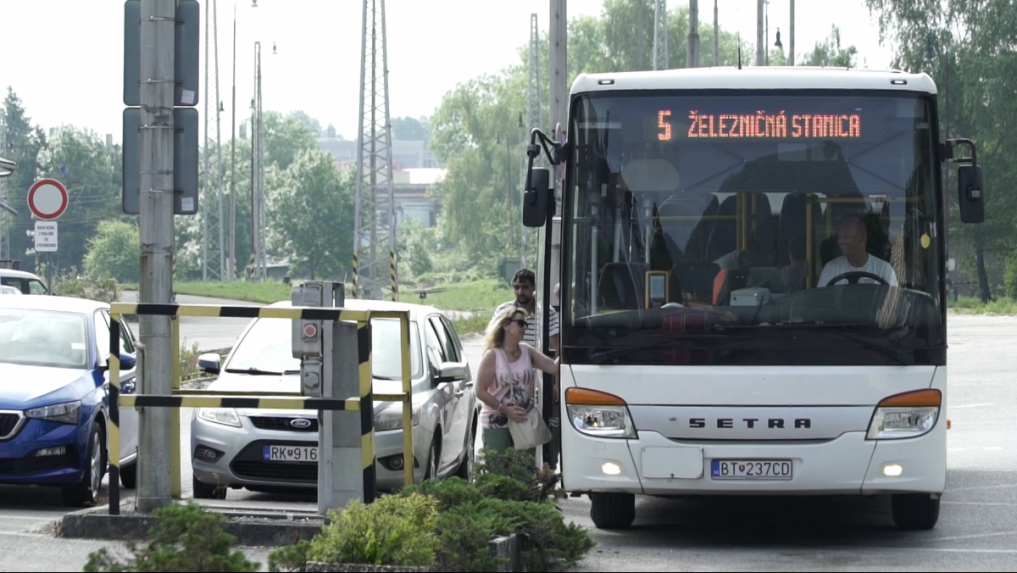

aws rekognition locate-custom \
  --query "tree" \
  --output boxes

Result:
[865,0,1017,301]
[84,220,140,283]
[427,1,755,277]
[289,110,322,138]
[36,126,124,272]
[391,116,429,141]
[798,25,859,67]
[266,111,320,172]
[3,87,46,272]
[267,148,354,279]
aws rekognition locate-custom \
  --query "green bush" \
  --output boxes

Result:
[267,449,595,572]
[84,503,260,572]
[52,267,121,303]
[306,493,439,568]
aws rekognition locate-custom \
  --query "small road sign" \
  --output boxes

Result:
[27,178,69,220]
[34,221,58,253]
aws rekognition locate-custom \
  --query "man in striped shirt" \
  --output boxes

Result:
[491,268,561,467]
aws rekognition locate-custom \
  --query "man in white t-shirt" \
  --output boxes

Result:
[817,216,898,287]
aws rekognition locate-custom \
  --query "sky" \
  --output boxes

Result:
[0,0,901,146]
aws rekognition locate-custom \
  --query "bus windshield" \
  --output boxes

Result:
[563,90,945,367]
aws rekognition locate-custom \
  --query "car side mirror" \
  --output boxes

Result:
[435,362,466,384]
[197,353,222,375]
[119,353,137,371]
[957,165,984,224]
[522,167,551,228]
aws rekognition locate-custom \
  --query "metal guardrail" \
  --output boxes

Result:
[106,303,414,515]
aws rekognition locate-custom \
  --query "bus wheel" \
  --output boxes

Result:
[590,492,635,530]
[892,494,940,530]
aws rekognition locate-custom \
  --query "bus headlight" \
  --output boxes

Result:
[565,388,637,439]
[866,389,941,440]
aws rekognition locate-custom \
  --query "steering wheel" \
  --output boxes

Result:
[826,271,889,286]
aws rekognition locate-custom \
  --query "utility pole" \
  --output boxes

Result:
[228,2,240,281]
[137,0,175,514]
[653,0,668,70]
[250,41,266,280]
[756,0,765,66]
[524,13,543,268]
[0,118,8,262]
[352,0,398,301]
[214,0,226,280]
[687,0,700,68]
[713,0,719,66]
[201,0,224,282]
[788,0,795,65]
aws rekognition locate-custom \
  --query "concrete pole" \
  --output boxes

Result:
[687,0,699,68]
[757,0,765,66]
[136,0,175,513]
[788,0,795,65]
[713,0,719,66]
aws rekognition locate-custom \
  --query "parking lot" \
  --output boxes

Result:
[1,307,1016,571]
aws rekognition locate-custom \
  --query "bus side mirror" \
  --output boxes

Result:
[957,165,984,224]
[523,167,551,228]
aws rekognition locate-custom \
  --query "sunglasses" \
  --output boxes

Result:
[509,319,528,329]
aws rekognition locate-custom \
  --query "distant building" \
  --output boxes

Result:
[317,136,444,229]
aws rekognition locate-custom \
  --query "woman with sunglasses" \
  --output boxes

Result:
[475,306,560,463]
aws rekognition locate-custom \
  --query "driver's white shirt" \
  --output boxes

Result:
[818,255,898,287]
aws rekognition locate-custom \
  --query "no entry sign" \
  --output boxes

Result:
[28,178,69,220]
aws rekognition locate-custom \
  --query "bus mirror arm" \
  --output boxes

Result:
[523,128,562,228]
[946,138,984,225]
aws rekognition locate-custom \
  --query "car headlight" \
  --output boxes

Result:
[26,401,81,425]
[866,389,941,440]
[565,388,637,439]
[375,403,420,432]
[197,408,242,428]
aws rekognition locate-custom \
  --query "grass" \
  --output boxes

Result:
[949,295,1017,315]
[451,312,494,337]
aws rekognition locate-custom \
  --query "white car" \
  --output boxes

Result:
[0,269,47,295]
[190,299,479,498]
[0,285,21,295]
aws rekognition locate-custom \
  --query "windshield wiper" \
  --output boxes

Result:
[769,323,919,366]
[224,367,285,376]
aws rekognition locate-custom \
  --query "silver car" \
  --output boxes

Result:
[190,299,478,498]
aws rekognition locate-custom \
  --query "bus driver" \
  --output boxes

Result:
[817,215,898,287]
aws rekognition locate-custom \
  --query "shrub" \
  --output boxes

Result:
[52,266,121,303]
[268,449,595,572]
[306,493,439,568]
[84,503,260,572]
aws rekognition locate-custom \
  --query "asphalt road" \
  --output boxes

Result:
[2,312,1016,571]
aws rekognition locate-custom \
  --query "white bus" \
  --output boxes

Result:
[522,67,985,531]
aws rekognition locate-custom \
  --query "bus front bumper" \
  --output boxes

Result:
[561,428,946,497]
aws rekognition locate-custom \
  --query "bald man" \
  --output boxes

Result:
[817,216,898,287]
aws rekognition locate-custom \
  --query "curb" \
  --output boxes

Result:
[60,503,324,547]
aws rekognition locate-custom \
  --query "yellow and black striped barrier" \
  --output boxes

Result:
[106,302,413,516]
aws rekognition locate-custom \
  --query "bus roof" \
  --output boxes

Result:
[571,67,937,96]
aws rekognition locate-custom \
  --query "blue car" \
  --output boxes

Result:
[0,296,140,506]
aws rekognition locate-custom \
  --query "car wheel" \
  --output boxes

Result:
[119,462,137,489]
[590,492,636,530]
[423,438,439,482]
[892,493,941,531]
[192,476,227,500]
[454,420,476,482]
[62,424,104,508]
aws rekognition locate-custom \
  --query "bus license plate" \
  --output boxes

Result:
[263,445,318,463]
[711,460,792,480]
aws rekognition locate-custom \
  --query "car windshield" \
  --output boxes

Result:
[0,309,89,369]
[225,317,423,380]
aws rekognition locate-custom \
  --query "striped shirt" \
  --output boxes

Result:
[494,300,559,351]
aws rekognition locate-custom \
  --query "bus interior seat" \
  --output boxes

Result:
[598,262,650,310]
[778,193,820,269]
[673,262,720,304]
